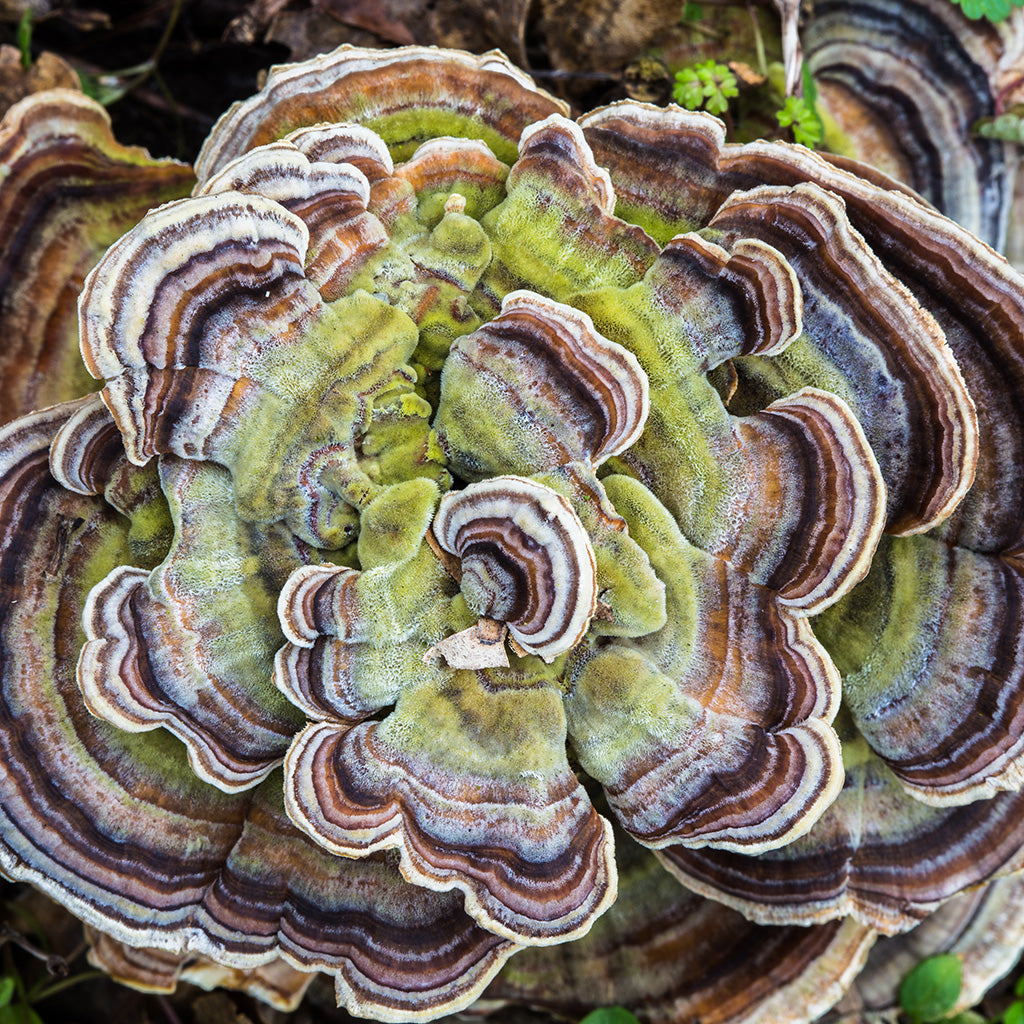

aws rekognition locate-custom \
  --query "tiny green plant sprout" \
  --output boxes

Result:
[899,954,1024,1024]
[900,955,964,1024]
[579,1009,642,1024]
[1005,976,1024,1024]
[673,55,824,149]
[776,62,825,149]
[949,0,1024,20]
[776,95,823,148]
[672,59,738,115]
[975,108,1024,143]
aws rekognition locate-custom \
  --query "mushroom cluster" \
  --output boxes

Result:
[2,32,1024,1024]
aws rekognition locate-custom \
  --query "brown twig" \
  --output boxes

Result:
[0,923,67,976]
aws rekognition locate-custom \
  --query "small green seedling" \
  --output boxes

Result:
[975,107,1024,143]
[776,96,823,147]
[900,954,963,1024]
[775,64,825,148]
[579,1008,642,1024]
[15,11,31,71]
[949,0,1024,21]
[997,973,1024,1024]
[0,973,43,1024]
[673,60,738,115]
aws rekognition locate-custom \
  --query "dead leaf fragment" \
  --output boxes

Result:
[314,0,416,46]
[223,0,291,44]
[729,60,767,88]
[0,46,79,118]
[425,620,510,670]
[265,9,374,61]
[0,0,53,21]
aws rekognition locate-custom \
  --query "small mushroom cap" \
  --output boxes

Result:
[435,290,649,479]
[49,393,124,496]
[394,136,509,225]
[286,122,394,180]
[432,475,598,661]
[197,141,371,208]
[78,189,316,403]
[481,114,659,300]
[639,231,803,368]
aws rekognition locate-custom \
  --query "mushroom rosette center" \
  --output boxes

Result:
[431,474,600,664]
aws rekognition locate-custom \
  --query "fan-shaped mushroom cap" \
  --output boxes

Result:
[77,454,309,791]
[286,122,393,179]
[195,46,567,180]
[638,230,803,366]
[197,137,389,302]
[480,114,659,302]
[394,137,509,225]
[805,0,1022,247]
[659,707,1024,934]
[87,928,315,1011]
[78,189,445,548]
[814,534,1024,805]
[487,833,875,1024]
[284,684,617,946]
[0,89,192,424]
[564,474,844,854]
[435,291,649,478]
[579,103,978,539]
[0,403,518,1022]
[49,392,125,495]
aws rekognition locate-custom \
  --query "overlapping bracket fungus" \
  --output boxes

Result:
[1,31,1024,1024]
